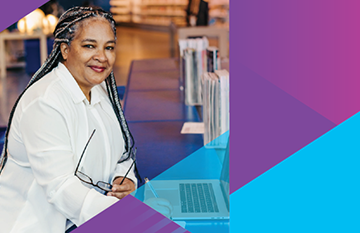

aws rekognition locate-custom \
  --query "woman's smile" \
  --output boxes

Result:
[89,65,106,73]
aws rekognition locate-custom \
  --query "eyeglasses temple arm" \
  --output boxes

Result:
[119,157,136,185]
[74,129,96,175]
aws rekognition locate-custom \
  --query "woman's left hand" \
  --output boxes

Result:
[107,177,136,199]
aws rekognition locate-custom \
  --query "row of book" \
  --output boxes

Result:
[178,37,221,106]
[202,70,229,148]
[178,37,227,147]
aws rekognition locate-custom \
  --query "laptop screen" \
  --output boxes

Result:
[220,139,230,210]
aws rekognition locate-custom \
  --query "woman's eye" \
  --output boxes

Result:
[84,45,94,49]
[106,46,114,50]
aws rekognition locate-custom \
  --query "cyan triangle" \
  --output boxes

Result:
[132,131,230,233]
[230,111,360,232]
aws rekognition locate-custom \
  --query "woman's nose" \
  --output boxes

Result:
[94,49,107,62]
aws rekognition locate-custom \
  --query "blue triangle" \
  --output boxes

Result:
[132,131,230,233]
[230,112,360,232]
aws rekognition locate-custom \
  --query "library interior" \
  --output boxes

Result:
[0,0,229,232]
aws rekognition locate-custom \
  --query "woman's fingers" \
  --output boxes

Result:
[107,190,132,199]
[107,177,136,199]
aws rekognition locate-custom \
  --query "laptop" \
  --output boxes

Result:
[144,142,229,220]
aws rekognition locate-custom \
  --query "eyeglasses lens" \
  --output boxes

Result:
[76,171,92,184]
[97,181,112,192]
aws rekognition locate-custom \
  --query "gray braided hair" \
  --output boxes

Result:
[0,6,135,174]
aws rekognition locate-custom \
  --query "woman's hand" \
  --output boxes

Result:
[107,177,135,199]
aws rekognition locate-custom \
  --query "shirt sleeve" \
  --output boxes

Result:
[111,158,138,188]
[19,97,118,226]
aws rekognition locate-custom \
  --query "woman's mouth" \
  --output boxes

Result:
[90,66,106,72]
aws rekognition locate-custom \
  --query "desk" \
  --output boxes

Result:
[124,58,203,185]
[133,147,229,233]
[0,31,47,79]
[124,58,229,232]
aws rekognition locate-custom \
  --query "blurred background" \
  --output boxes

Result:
[0,0,229,128]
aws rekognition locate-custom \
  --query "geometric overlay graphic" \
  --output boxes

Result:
[231,63,336,193]
[231,1,360,232]
[74,194,189,233]
[236,0,360,125]
[232,0,360,193]
[231,0,360,188]
[6,0,360,232]
[230,111,360,232]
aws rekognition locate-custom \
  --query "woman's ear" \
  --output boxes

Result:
[60,43,69,61]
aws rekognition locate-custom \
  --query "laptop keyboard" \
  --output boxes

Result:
[179,183,219,213]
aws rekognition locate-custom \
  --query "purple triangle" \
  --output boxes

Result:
[0,0,49,32]
[230,63,336,193]
[74,195,189,233]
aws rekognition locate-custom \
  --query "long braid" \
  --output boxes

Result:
[0,7,136,178]
[105,74,140,181]
[105,73,134,159]
[106,73,141,181]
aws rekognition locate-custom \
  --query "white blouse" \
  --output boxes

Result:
[0,62,137,233]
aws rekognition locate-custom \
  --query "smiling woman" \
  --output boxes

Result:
[0,7,138,233]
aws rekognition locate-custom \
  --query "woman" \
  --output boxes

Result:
[0,7,138,233]
[186,0,209,26]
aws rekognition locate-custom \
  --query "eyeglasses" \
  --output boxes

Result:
[74,129,113,193]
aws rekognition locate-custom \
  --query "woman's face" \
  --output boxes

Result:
[61,17,116,96]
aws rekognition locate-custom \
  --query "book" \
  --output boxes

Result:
[202,69,229,147]
[179,37,209,106]
[206,46,221,72]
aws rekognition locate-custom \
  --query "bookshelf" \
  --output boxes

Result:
[110,0,188,27]
[110,0,230,28]
[141,0,187,26]
[109,0,132,22]
[208,0,229,26]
